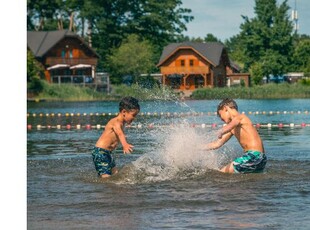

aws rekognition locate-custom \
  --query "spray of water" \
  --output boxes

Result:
[110,95,232,184]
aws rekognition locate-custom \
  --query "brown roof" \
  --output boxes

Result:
[157,42,226,67]
[27,30,99,58]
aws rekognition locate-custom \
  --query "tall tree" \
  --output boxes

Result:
[108,34,155,84]
[229,0,294,83]
[293,38,310,73]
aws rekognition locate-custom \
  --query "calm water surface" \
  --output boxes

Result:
[27,99,310,229]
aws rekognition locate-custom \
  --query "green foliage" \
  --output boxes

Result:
[204,33,221,42]
[300,78,310,86]
[37,80,112,101]
[27,50,45,94]
[227,0,294,81]
[108,34,156,84]
[33,80,178,101]
[27,50,44,81]
[293,38,310,73]
[250,62,264,85]
[191,83,310,99]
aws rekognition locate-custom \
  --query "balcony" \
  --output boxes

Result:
[160,66,210,75]
[45,57,98,66]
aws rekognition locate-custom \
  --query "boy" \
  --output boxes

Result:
[92,96,140,178]
[205,98,267,174]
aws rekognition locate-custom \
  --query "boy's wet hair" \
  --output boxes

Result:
[217,98,238,116]
[119,96,140,112]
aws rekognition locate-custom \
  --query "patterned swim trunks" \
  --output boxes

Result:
[233,150,267,173]
[92,147,116,176]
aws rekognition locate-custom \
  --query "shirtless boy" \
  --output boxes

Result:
[92,96,140,178]
[205,98,267,173]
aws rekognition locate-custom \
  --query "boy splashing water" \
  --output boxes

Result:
[92,96,140,178]
[205,98,267,174]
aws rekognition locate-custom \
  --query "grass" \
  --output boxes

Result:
[28,80,310,101]
[31,80,179,101]
[191,82,310,99]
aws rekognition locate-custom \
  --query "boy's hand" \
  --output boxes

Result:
[217,129,223,139]
[123,143,134,154]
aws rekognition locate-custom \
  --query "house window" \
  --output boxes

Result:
[61,50,66,58]
[69,50,73,58]
[190,59,194,66]
[181,60,185,66]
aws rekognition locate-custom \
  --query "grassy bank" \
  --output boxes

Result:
[29,80,310,101]
[191,82,310,100]
[30,80,179,101]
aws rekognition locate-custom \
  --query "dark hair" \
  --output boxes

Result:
[119,96,140,112]
[217,98,238,116]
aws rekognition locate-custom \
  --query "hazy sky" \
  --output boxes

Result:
[181,0,310,41]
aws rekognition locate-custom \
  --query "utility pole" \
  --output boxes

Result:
[292,0,299,34]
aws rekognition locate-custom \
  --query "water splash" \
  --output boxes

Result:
[112,125,225,184]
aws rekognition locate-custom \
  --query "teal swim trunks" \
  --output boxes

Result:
[92,147,116,176]
[233,150,267,173]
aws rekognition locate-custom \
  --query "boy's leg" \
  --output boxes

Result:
[99,167,118,178]
[220,162,235,173]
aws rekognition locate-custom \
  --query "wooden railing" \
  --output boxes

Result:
[160,66,209,75]
[45,57,98,66]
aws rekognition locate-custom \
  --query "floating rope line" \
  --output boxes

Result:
[27,110,309,118]
[27,123,310,130]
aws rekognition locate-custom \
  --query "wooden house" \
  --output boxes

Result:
[157,42,250,91]
[226,60,250,87]
[27,30,100,86]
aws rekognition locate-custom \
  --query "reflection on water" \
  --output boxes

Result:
[27,99,310,229]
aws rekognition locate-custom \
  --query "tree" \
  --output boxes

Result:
[27,0,61,30]
[27,50,44,94]
[228,0,294,84]
[91,0,193,70]
[204,33,221,43]
[293,38,310,73]
[108,34,156,84]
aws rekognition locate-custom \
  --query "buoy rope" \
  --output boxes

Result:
[27,110,309,118]
[27,122,310,130]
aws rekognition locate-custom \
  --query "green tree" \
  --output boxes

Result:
[27,50,44,94]
[90,0,193,69]
[228,0,294,84]
[293,38,310,73]
[204,33,221,42]
[108,34,155,84]
[27,0,61,30]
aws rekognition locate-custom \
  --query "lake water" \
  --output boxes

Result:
[27,99,310,229]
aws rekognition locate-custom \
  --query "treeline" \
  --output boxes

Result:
[27,0,310,85]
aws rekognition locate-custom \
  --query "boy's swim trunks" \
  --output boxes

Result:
[92,147,116,176]
[233,150,267,173]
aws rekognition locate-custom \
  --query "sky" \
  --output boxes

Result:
[181,0,310,41]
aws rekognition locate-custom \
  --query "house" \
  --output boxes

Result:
[156,42,250,91]
[226,60,250,87]
[27,30,102,87]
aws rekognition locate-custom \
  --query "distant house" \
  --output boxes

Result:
[226,60,250,87]
[27,30,102,87]
[156,42,250,91]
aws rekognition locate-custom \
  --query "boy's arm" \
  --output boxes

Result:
[112,123,134,154]
[218,116,242,138]
[203,132,233,150]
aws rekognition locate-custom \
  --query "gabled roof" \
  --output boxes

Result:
[229,59,241,72]
[157,42,225,67]
[27,30,99,58]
